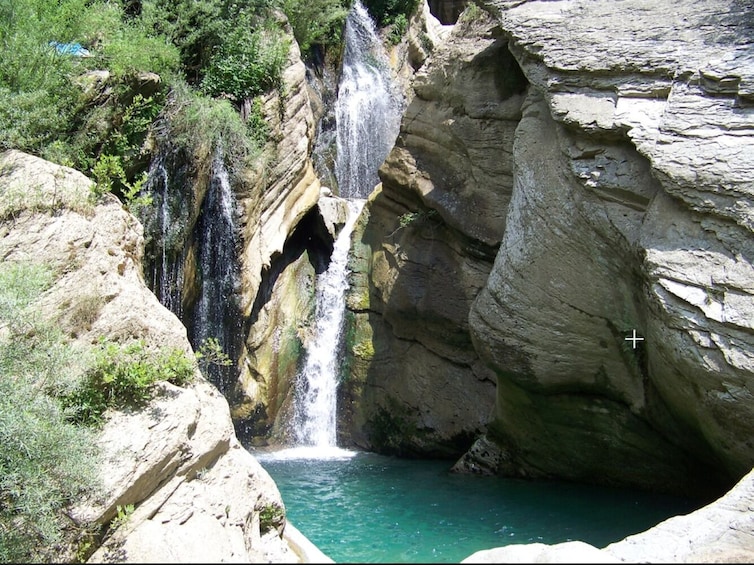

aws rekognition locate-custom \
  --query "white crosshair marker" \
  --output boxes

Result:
[625,329,644,349]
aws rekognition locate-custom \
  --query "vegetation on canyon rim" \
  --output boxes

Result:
[0,0,416,202]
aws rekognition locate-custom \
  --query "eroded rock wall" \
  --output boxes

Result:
[457,0,754,496]
[343,0,754,497]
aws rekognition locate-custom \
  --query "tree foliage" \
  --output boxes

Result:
[279,0,350,55]
[0,0,288,192]
[201,13,289,105]
[365,0,418,27]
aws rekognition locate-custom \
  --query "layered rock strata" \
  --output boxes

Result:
[341,0,754,498]
[342,8,524,455]
[454,0,754,496]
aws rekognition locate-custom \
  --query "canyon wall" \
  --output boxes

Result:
[342,7,519,455]
[349,0,754,497]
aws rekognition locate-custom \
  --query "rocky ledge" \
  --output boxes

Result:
[458,0,754,496]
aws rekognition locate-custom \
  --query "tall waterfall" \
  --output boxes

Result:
[295,200,365,447]
[291,1,404,451]
[335,0,404,199]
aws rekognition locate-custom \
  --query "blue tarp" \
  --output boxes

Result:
[49,41,92,57]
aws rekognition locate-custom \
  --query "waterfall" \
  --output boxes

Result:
[142,145,242,395]
[335,0,404,199]
[189,152,243,394]
[290,1,404,453]
[295,200,365,448]
[142,147,191,317]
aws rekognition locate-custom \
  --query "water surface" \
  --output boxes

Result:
[257,449,699,563]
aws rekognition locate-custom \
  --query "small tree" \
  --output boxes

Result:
[201,14,289,106]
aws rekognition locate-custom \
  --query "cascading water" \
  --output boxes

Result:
[294,200,365,448]
[188,152,243,394]
[143,145,242,395]
[142,148,192,316]
[288,0,404,452]
[335,0,404,199]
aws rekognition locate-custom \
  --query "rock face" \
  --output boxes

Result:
[233,15,330,437]
[341,8,524,456]
[454,0,754,496]
[604,467,754,563]
[340,0,754,497]
[0,150,327,563]
[238,14,322,314]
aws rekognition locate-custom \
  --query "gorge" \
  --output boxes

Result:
[1,0,753,562]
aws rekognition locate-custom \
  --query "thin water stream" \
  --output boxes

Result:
[294,199,366,447]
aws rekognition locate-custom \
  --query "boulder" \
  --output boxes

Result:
[462,541,620,564]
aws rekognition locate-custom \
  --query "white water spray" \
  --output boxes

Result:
[295,200,365,448]
[291,1,403,454]
[335,0,404,199]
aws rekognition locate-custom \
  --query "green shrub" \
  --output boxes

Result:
[0,0,178,170]
[258,502,285,533]
[196,337,233,374]
[387,12,408,45]
[279,0,350,55]
[167,81,262,166]
[398,208,437,228]
[0,374,100,562]
[365,0,418,27]
[107,93,165,158]
[0,261,100,563]
[90,153,151,213]
[0,83,83,156]
[201,16,289,105]
[63,338,197,426]
[139,0,227,83]
[98,23,181,80]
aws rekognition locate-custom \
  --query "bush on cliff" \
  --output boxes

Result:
[279,0,350,56]
[63,338,197,426]
[365,0,418,27]
[0,259,199,560]
[0,262,100,563]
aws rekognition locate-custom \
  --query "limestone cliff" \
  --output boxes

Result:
[350,0,754,497]
[0,150,328,563]
[464,0,754,496]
